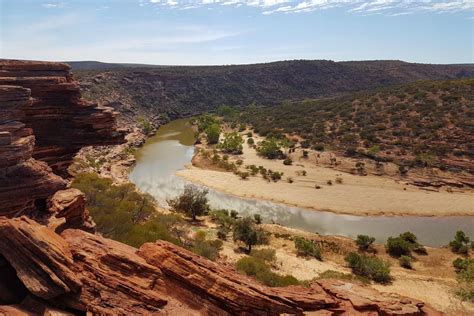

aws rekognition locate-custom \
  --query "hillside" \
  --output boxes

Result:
[74,60,474,123]
[237,79,474,175]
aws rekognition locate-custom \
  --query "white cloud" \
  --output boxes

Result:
[42,3,65,9]
[145,0,474,15]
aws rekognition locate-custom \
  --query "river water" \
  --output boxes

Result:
[130,119,474,247]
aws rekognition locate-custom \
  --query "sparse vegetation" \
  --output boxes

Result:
[219,131,244,154]
[294,237,322,260]
[345,252,391,283]
[236,256,300,287]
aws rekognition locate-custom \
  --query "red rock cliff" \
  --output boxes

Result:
[0,60,125,176]
[0,60,125,217]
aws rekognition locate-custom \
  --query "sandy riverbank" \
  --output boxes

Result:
[176,133,474,217]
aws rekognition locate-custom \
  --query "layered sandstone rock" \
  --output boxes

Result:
[0,217,439,315]
[0,60,125,176]
[0,85,66,217]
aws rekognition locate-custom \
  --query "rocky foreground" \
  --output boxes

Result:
[0,59,442,315]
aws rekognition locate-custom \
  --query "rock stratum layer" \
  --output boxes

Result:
[0,60,124,217]
[0,59,125,176]
[0,217,441,315]
[0,60,442,315]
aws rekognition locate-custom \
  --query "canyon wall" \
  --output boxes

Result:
[0,60,124,217]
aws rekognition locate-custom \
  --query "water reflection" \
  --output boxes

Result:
[130,119,474,247]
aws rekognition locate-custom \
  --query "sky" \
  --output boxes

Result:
[0,0,473,65]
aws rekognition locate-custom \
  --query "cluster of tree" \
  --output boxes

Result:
[71,173,184,247]
[218,131,244,154]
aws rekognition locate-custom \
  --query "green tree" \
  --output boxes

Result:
[205,123,221,144]
[257,138,282,159]
[219,131,243,154]
[233,217,267,252]
[169,184,209,221]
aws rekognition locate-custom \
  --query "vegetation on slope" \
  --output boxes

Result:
[237,79,474,173]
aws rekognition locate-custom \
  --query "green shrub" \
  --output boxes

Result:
[317,270,370,284]
[283,157,292,165]
[217,227,229,240]
[209,209,235,228]
[230,210,239,219]
[452,257,474,302]
[399,255,413,269]
[257,138,283,159]
[219,131,244,154]
[356,235,375,252]
[247,137,255,145]
[192,231,223,261]
[254,214,262,225]
[386,237,412,257]
[344,252,391,283]
[294,237,322,260]
[450,230,471,254]
[205,123,221,144]
[386,231,425,257]
[236,256,299,287]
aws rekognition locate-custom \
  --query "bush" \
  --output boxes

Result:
[399,255,413,269]
[168,184,209,221]
[205,123,220,144]
[192,231,223,261]
[452,257,474,302]
[236,256,300,287]
[217,227,229,240]
[257,138,283,159]
[335,177,343,184]
[233,217,268,252]
[345,252,391,283]
[283,157,293,165]
[230,210,239,219]
[238,171,250,180]
[254,214,262,225]
[247,137,255,145]
[294,237,322,260]
[450,230,471,254]
[209,209,235,228]
[219,131,244,154]
[386,237,412,257]
[386,231,425,257]
[356,235,376,252]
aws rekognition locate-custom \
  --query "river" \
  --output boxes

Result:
[129,119,474,247]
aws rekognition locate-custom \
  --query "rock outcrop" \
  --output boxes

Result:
[0,60,125,176]
[0,217,440,315]
[0,60,124,218]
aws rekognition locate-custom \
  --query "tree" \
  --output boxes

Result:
[356,235,375,252]
[219,132,243,154]
[169,184,209,221]
[233,217,267,252]
[205,123,220,144]
[257,138,283,159]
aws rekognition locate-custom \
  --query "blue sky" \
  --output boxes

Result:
[1,0,472,65]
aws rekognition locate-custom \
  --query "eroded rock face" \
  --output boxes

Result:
[0,60,125,176]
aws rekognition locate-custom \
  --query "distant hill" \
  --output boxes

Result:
[238,78,474,174]
[74,59,474,122]
[66,61,168,70]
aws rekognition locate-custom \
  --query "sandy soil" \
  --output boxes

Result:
[177,132,474,217]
